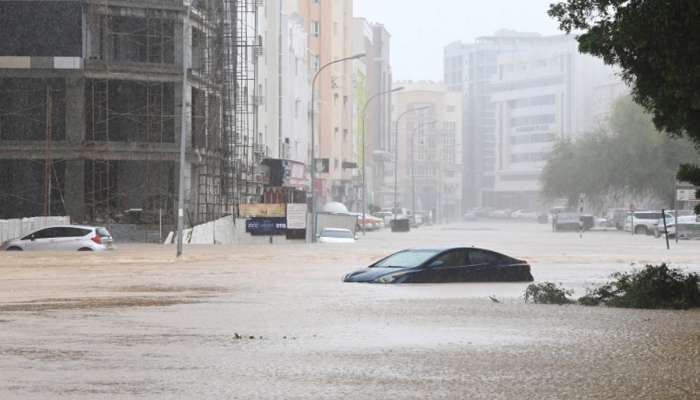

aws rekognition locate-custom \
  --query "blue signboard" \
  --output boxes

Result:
[245,218,287,236]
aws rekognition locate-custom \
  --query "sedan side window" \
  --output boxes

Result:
[24,228,53,240]
[433,250,469,267]
[42,228,65,238]
[469,250,501,265]
[63,228,90,237]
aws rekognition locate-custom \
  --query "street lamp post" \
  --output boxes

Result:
[309,53,365,242]
[411,120,437,226]
[360,86,404,235]
[176,3,192,257]
[392,106,431,224]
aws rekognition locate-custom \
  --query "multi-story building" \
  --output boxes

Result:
[256,3,311,203]
[445,31,625,211]
[258,0,282,159]
[490,35,622,209]
[352,18,393,211]
[393,82,463,221]
[279,14,311,166]
[444,41,467,92]
[445,31,541,210]
[288,0,358,209]
[0,1,260,228]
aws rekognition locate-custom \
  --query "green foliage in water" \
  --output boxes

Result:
[579,264,700,310]
[524,282,574,305]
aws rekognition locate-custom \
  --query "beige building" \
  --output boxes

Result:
[393,82,463,221]
[288,0,358,208]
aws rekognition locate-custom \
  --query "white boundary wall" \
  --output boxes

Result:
[167,215,291,245]
[0,216,71,243]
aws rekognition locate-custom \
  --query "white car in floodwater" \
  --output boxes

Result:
[317,228,356,244]
[0,225,114,251]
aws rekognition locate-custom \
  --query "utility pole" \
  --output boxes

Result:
[177,3,192,257]
[44,84,52,216]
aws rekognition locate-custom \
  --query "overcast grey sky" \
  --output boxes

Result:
[354,0,563,81]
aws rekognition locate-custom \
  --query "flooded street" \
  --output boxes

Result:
[1,222,699,399]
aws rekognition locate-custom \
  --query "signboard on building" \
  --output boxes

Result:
[286,203,307,230]
[285,161,307,189]
[245,218,287,236]
[677,189,698,202]
[239,203,285,218]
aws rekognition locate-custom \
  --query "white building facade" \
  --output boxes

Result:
[490,35,624,209]
[393,82,463,221]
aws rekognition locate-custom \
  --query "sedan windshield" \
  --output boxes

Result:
[372,250,441,269]
[321,229,353,239]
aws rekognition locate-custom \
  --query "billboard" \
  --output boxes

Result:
[239,204,285,218]
[286,204,307,230]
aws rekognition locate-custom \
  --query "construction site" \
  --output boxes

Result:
[0,0,265,239]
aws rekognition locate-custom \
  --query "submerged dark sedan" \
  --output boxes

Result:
[343,247,533,284]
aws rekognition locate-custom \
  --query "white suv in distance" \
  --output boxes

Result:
[0,225,114,251]
[624,211,673,235]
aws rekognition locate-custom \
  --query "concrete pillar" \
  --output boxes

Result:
[64,77,85,221]
[65,77,85,144]
[64,160,85,222]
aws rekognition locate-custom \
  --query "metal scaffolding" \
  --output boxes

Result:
[0,0,262,228]
[222,0,261,214]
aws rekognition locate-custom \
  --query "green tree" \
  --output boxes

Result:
[541,97,698,209]
[549,1,700,212]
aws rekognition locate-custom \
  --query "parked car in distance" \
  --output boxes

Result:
[353,214,383,231]
[552,211,580,231]
[624,211,674,235]
[0,225,114,251]
[511,209,538,220]
[463,208,478,221]
[317,228,356,244]
[373,211,394,227]
[607,208,630,230]
[490,209,514,219]
[654,214,700,239]
[343,247,533,284]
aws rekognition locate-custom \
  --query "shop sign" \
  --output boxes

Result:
[245,217,287,236]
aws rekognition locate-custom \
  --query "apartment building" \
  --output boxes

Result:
[393,82,463,221]
[490,35,621,209]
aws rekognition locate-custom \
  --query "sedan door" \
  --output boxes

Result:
[462,249,503,282]
[24,227,62,251]
[413,250,470,283]
[56,227,92,250]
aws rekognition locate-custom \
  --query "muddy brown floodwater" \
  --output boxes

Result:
[1,221,699,399]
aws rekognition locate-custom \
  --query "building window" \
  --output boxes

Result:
[311,21,320,37]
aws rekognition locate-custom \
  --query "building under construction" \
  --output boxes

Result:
[0,0,263,234]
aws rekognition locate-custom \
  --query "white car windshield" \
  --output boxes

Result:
[372,250,441,269]
[320,229,353,239]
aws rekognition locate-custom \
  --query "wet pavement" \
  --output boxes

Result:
[1,221,699,399]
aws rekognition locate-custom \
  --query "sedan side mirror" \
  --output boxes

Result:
[429,260,446,268]
[30,235,36,241]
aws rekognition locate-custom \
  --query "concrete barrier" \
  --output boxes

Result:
[0,216,71,243]
[168,215,298,245]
